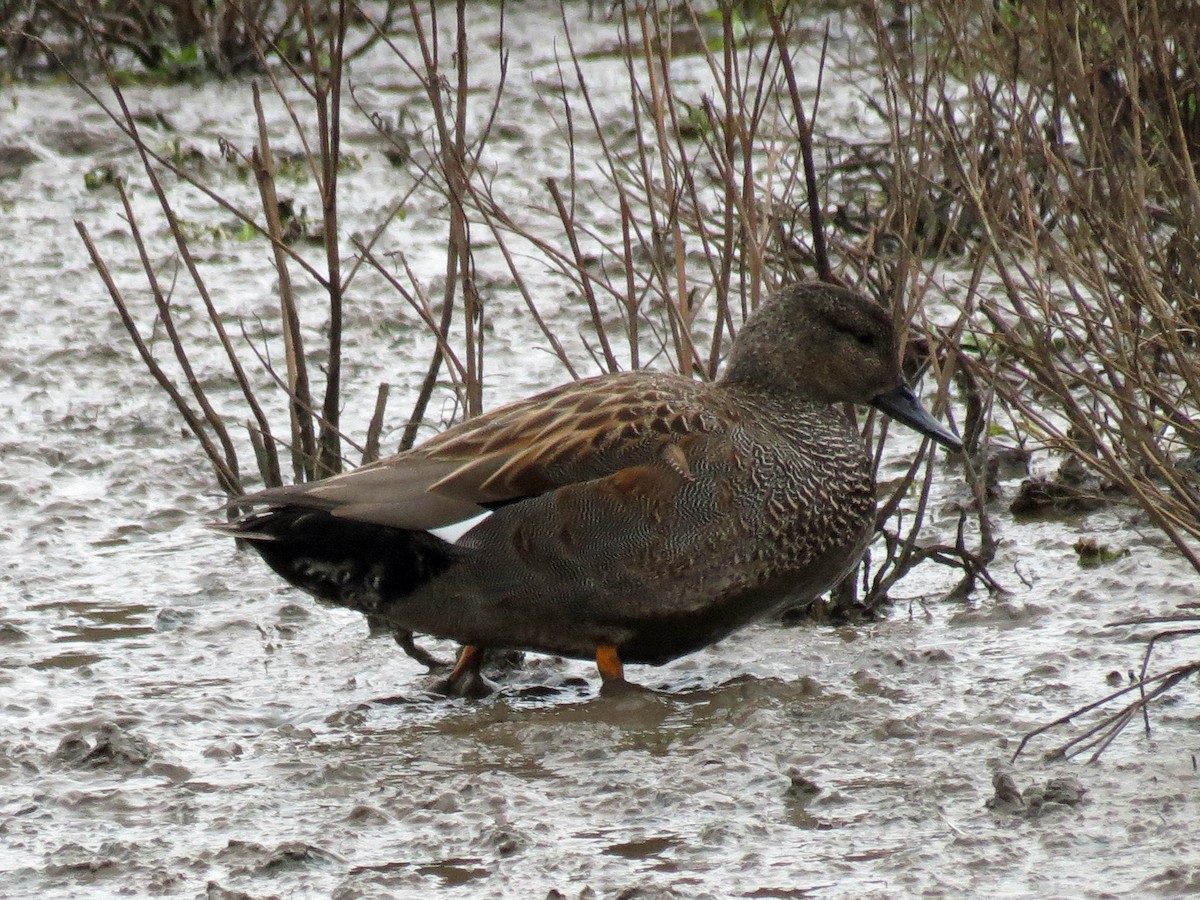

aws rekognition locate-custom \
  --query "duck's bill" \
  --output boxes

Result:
[871,383,963,453]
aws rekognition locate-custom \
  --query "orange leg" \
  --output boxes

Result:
[447,644,484,684]
[434,644,493,699]
[595,644,625,685]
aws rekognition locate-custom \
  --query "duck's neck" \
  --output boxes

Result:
[719,374,824,410]
[720,379,860,440]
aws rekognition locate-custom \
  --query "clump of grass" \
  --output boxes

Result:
[837,0,1200,753]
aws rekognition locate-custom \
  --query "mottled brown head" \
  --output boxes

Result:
[722,282,902,404]
[723,281,961,451]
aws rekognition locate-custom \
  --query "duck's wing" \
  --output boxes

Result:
[238,371,728,530]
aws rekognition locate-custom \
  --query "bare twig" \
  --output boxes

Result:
[251,81,318,482]
[76,220,240,496]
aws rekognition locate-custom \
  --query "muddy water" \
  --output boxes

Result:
[2,6,1198,898]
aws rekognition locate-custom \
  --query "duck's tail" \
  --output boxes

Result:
[213,506,456,620]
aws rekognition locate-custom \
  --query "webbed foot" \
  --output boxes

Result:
[594,643,656,697]
[431,645,495,699]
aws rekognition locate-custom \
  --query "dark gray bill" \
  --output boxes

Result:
[871,383,962,453]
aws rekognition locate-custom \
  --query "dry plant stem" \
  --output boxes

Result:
[990,302,1200,570]
[1013,662,1200,763]
[66,41,282,492]
[1109,615,1200,628]
[363,383,390,465]
[471,208,580,378]
[646,27,724,315]
[475,181,641,320]
[251,4,349,477]
[768,13,835,285]
[349,240,468,448]
[307,0,347,476]
[42,0,162,69]
[236,319,364,466]
[613,8,687,372]
[889,0,1200,574]
[549,4,783,378]
[864,441,990,605]
[251,82,318,483]
[76,221,240,497]
[554,13,652,278]
[350,242,469,381]
[450,61,661,373]
[955,151,1200,571]
[451,0,481,417]
[690,15,766,365]
[113,179,242,486]
[401,0,482,420]
[345,85,438,286]
[64,67,328,290]
[890,452,938,582]
[1132,626,1200,737]
[382,7,458,446]
[550,11,684,373]
[700,93,736,377]
[366,6,573,392]
[83,6,383,491]
[60,22,356,492]
[687,6,802,348]
[542,35,622,374]
[248,24,326,184]
[547,177,619,371]
[619,194,640,370]
[36,0,396,74]
[248,422,272,489]
[714,7,763,319]
[635,3,694,374]
[402,314,453,446]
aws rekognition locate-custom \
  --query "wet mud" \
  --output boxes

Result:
[2,5,1197,898]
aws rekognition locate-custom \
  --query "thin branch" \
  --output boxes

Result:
[77,220,240,496]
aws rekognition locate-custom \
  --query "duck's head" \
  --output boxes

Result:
[723,281,962,452]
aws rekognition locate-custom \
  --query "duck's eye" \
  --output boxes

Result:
[849,330,874,347]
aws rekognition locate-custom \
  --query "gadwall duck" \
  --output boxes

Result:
[219,282,960,695]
